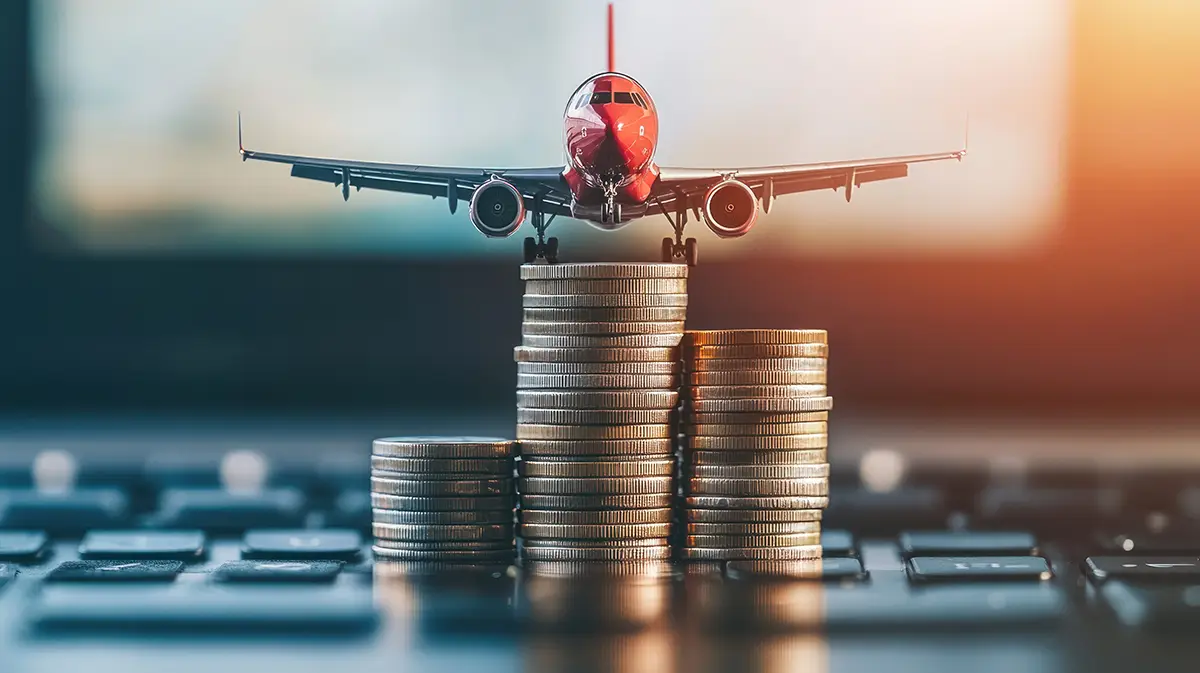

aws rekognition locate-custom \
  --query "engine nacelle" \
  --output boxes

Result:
[469,179,525,238]
[702,179,758,238]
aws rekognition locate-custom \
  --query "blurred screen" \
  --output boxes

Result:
[32,0,1068,257]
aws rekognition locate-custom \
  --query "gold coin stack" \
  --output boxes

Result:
[677,329,833,564]
[514,262,687,567]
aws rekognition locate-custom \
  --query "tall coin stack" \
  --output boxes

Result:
[371,436,517,565]
[678,330,833,564]
[514,262,688,568]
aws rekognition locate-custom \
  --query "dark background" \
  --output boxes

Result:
[1,0,1197,416]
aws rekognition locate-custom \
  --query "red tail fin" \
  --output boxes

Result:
[607,2,615,72]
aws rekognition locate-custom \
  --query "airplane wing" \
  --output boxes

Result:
[238,116,573,216]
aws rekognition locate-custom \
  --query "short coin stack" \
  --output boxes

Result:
[677,330,833,563]
[371,436,517,565]
[514,262,688,567]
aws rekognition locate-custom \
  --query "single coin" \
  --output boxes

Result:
[687,396,834,413]
[522,293,689,308]
[372,508,513,526]
[370,493,514,511]
[684,370,827,386]
[724,560,827,580]
[520,262,689,280]
[518,508,673,525]
[519,560,675,578]
[518,545,672,562]
[685,384,828,399]
[522,320,685,336]
[683,330,827,346]
[683,356,827,372]
[369,476,514,497]
[686,449,828,466]
[684,495,830,510]
[373,539,514,552]
[684,532,822,548]
[371,522,513,542]
[524,278,688,295]
[517,361,680,376]
[517,438,674,457]
[682,435,829,451]
[516,373,678,390]
[684,344,829,359]
[682,421,827,437]
[369,456,512,475]
[371,470,507,481]
[521,493,674,510]
[517,458,674,478]
[372,546,515,563]
[684,521,821,535]
[680,545,822,561]
[518,537,668,549]
[521,476,674,495]
[517,424,672,441]
[684,411,829,424]
[522,334,683,348]
[516,407,675,424]
[685,477,829,497]
[517,390,678,410]
[684,463,831,479]
[514,346,678,363]
[518,523,672,540]
[522,306,688,322]
[684,508,824,523]
[372,436,515,459]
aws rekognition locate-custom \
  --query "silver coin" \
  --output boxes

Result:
[520,262,689,280]
[370,476,514,497]
[686,396,834,413]
[521,493,674,510]
[517,361,680,376]
[524,278,688,295]
[373,539,514,552]
[369,456,512,475]
[684,411,830,424]
[684,463,831,480]
[518,545,672,562]
[683,357,827,372]
[514,346,678,363]
[518,508,673,525]
[518,458,674,478]
[682,330,827,346]
[517,390,678,410]
[523,293,689,309]
[684,508,824,523]
[370,493,514,511]
[522,306,688,322]
[522,334,683,348]
[682,435,829,451]
[680,545,822,561]
[685,477,828,497]
[684,532,822,548]
[521,476,674,495]
[685,384,828,399]
[683,343,829,359]
[683,521,821,535]
[685,449,828,466]
[372,508,513,525]
[372,522,513,542]
[518,523,672,540]
[519,560,675,578]
[684,495,830,510]
[516,407,675,424]
[684,370,828,386]
[372,436,515,459]
[372,546,515,563]
[681,421,827,437]
[371,470,510,481]
[516,373,678,390]
[519,537,668,549]
[516,424,672,441]
[522,321,685,336]
[724,560,827,580]
[517,438,674,457]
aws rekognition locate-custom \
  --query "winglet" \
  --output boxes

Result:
[238,111,247,161]
[607,2,615,73]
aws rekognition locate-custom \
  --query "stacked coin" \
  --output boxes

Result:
[677,330,833,563]
[371,436,517,565]
[515,262,687,565]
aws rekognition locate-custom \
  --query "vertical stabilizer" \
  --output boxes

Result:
[607,3,615,72]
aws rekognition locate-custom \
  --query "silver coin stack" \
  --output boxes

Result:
[370,436,517,565]
[514,262,688,568]
[678,330,833,565]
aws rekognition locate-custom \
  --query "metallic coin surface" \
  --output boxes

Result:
[372,436,516,459]
[516,407,675,424]
[684,344,829,359]
[371,470,510,481]
[516,423,672,441]
[724,560,827,579]
[369,456,512,475]
[518,508,673,525]
[522,334,683,348]
[683,356,828,371]
[372,508,513,526]
[683,330,827,346]
[371,523,513,542]
[514,346,678,363]
[373,539,514,552]
[520,493,674,510]
[522,293,689,309]
[518,545,672,562]
[682,421,827,437]
[518,523,672,540]
[685,384,828,399]
[517,438,674,457]
[686,449,828,466]
[519,537,668,549]
[685,477,828,497]
[521,476,674,495]
[684,508,824,523]
[517,458,674,478]
[683,521,822,535]
[516,373,678,390]
[683,411,830,424]
[517,361,680,376]
[687,396,834,413]
[684,495,830,510]
[519,560,675,578]
[684,370,827,386]
[370,493,514,511]
[522,307,688,323]
[522,320,685,336]
[524,278,688,295]
[684,463,831,479]
[680,545,822,561]
[682,434,829,451]
[520,262,689,280]
[684,532,822,548]
[372,546,515,563]
[517,390,679,410]
[370,476,514,497]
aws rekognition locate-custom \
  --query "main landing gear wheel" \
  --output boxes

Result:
[523,236,559,264]
[684,238,698,266]
[660,236,699,267]
[661,238,674,263]
[545,237,559,264]
[524,237,538,264]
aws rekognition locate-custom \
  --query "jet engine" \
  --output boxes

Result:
[702,179,758,238]
[469,179,526,238]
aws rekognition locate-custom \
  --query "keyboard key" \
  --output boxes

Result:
[899,531,1037,558]
[323,490,371,530]
[1093,528,1200,555]
[0,531,49,562]
[726,557,866,581]
[30,584,378,634]
[79,531,206,561]
[212,560,342,583]
[0,563,15,588]
[823,488,947,535]
[1099,581,1200,630]
[908,556,1052,583]
[150,488,306,531]
[821,530,856,557]
[46,560,184,583]
[1085,556,1200,584]
[0,489,129,534]
[975,487,1121,534]
[242,529,361,561]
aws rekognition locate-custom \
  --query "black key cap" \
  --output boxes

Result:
[79,531,206,561]
[150,488,305,531]
[242,529,361,561]
[0,563,16,588]
[1093,527,1200,554]
[726,557,866,581]
[0,531,49,562]
[0,489,129,533]
[908,556,1052,583]
[975,487,1121,534]
[823,488,947,535]
[212,560,342,583]
[899,531,1037,558]
[821,530,857,557]
[1085,556,1200,584]
[46,560,184,583]
[30,585,378,634]
[324,491,370,530]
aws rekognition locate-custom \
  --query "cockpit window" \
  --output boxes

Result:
[589,91,612,105]
[574,92,590,109]
[613,91,634,105]
[631,92,647,108]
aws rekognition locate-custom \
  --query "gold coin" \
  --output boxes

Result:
[684,343,829,359]
[681,421,827,436]
[684,356,827,372]
[682,434,829,450]
[683,411,829,424]
[686,397,834,413]
[684,384,828,399]
[683,330,827,346]
[523,334,682,348]
[685,449,828,466]
[685,477,829,497]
